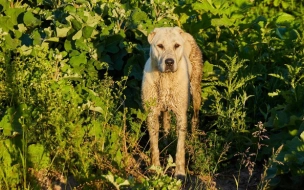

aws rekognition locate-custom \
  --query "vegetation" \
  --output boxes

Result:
[1,0,304,189]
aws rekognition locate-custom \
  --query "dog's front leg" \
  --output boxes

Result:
[175,111,187,178]
[147,111,161,167]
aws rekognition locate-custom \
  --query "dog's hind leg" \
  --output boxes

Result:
[162,111,171,136]
[191,84,201,134]
[189,40,203,134]
[162,111,171,145]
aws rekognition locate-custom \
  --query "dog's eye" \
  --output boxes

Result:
[157,44,164,49]
[174,44,180,49]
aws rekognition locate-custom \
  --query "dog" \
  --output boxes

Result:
[141,26,203,178]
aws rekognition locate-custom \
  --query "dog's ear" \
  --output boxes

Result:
[180,30,193,58]
[148,28,159,44]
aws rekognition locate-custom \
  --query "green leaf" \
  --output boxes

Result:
[285,137,304,156]
[27,144,50,169]
[56,26,71,38]
[19,45,33,55]
[106,45,119,54]
[5,8,24,26]
[82,26,94,39]
[179,13,189,25]
[132,9,148,24]
[115,150,122,166]
[64,39,73,51]
[75,38,89,51]
[0,106,26,136]
[4,34,20,49]
[36,0,43,5]
[202,60,214,78]
[0,140,14,167]
[17,23,27,33]
[112,49,127,70]
[0,114,13,136]
[105,34,123,53]
[103,172,115,184]
[93,61,106,70]
[0,16,14,31]
[300,131,304,142]
[69,52,87,67]
[281,1,290,9]
[64,4,76,13]
[275,28,284,39]
[269,73,285,82]
[85,12,102,27]
[72,30,82,40]
[76,0,88,3]
[273,0,281,7]
[45,37,59,42]
[192,1,214,12]
[276,13,295,24]
[0,0,10,11]
[32,30,41,45]
[70,50,80,56]
[266,167,278,179]
[71,19,83,30]
[268,89,280,97]
[211,16,235,27]
[88,120,103,138]
[235,0,252,6]
[124,55,144,80]
[23,11,40,27]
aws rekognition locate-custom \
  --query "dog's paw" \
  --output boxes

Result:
[175,173,186,183]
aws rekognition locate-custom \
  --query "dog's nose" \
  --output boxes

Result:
[165,58,174,66]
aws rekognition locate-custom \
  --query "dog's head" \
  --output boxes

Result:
[148,27,192,73]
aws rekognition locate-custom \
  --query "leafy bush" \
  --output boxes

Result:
[1,0,304,189]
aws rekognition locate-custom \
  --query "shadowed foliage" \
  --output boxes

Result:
[0,0,304,189]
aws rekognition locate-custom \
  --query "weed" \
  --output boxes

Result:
[101,155,182,190]
[1,0,304,189]
[234,121,269,190]
[257,145,284,190]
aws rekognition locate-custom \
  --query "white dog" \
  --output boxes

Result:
[141,27,203,178]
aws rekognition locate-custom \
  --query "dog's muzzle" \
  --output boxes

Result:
[165,58,174,72]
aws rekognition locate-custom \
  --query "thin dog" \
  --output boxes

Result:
[141,27,203,178]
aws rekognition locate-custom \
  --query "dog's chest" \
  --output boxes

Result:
[157,74,189,111]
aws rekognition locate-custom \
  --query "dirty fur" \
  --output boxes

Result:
[141,27,203,177]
